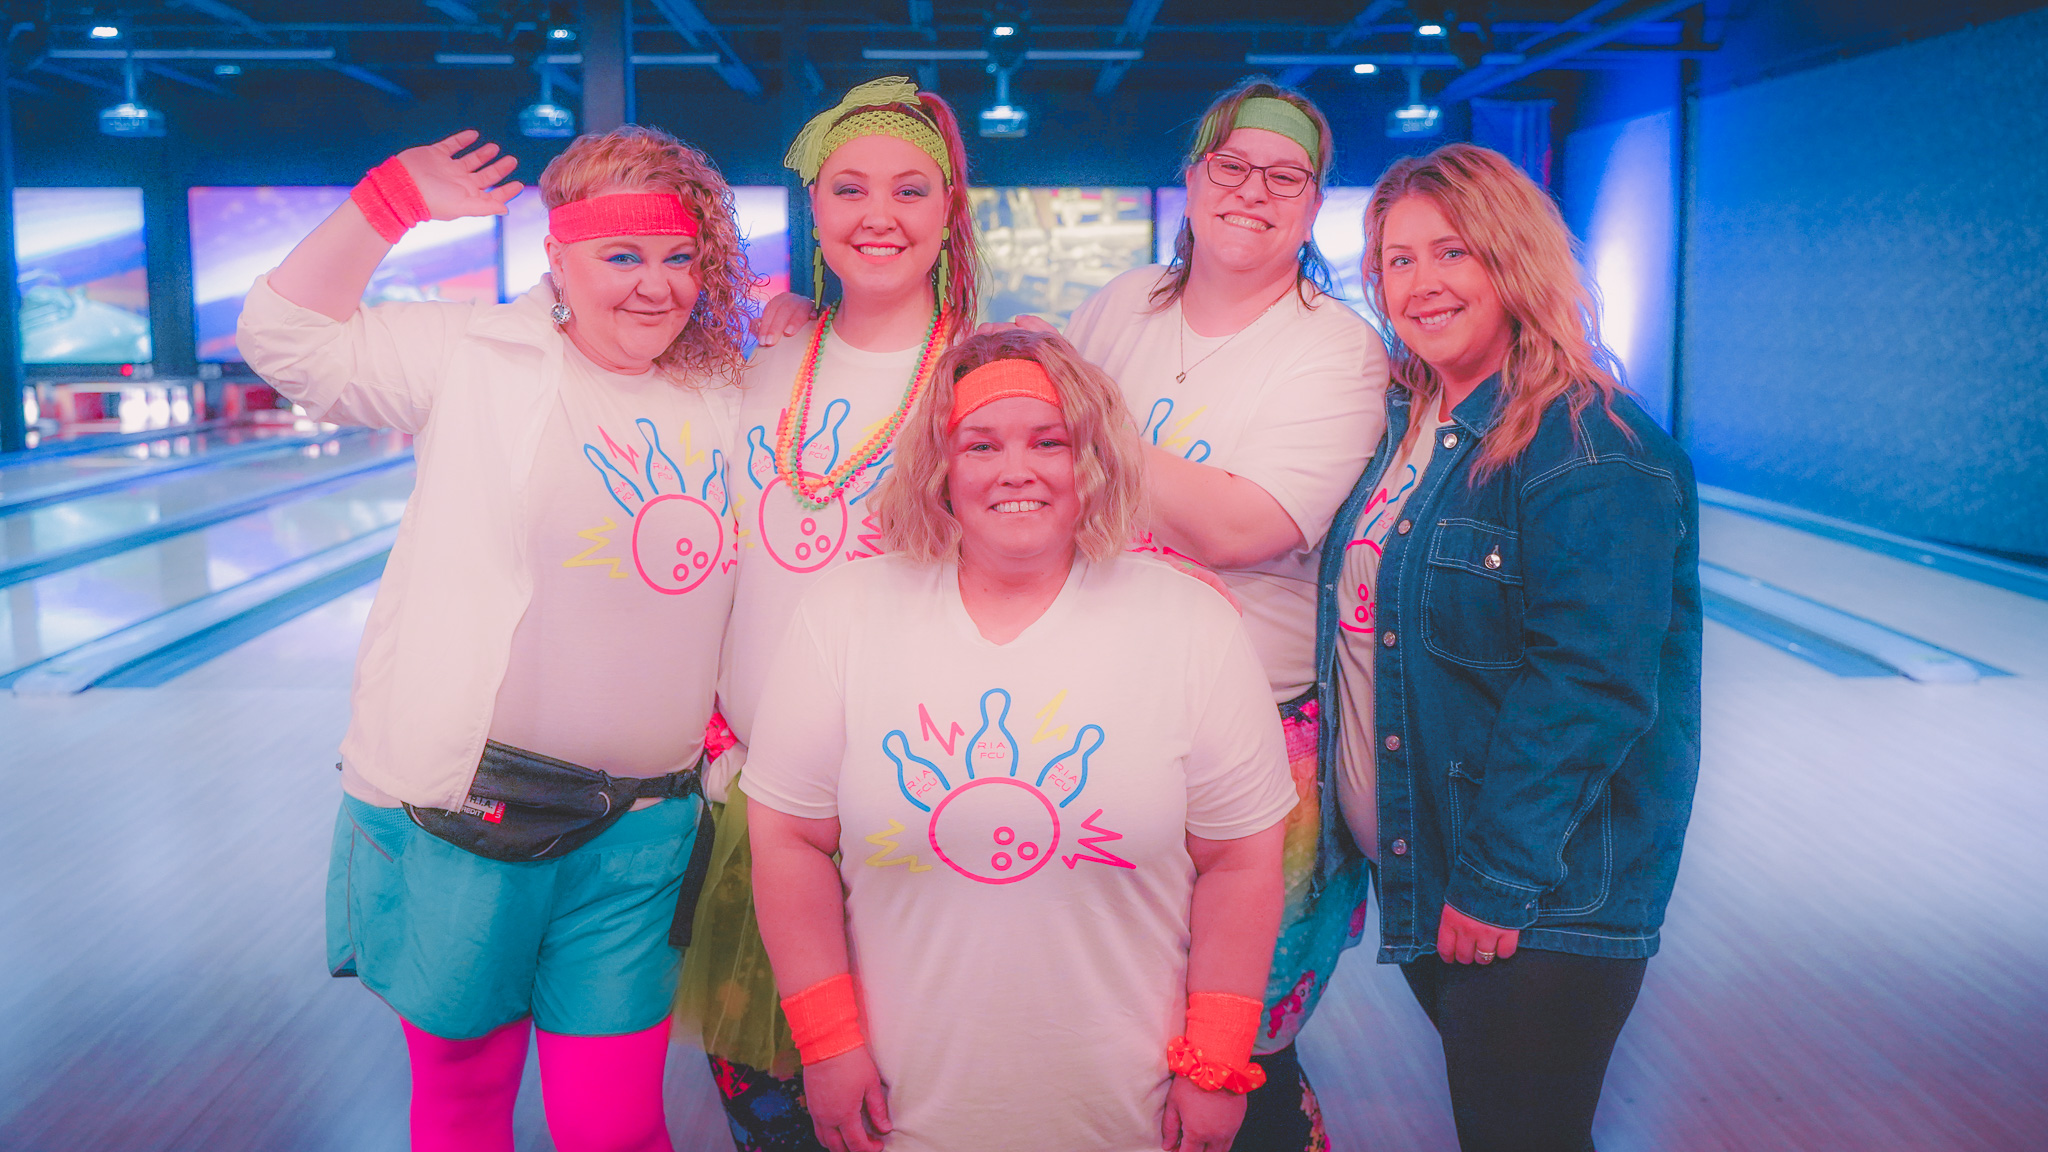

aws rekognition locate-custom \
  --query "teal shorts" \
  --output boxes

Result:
[326,793,703,1040]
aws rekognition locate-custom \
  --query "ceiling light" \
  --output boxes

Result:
[1353,62,1377,74]
[213,63,241,76]
[100,56,164,138]
[992,24,1017,36]
[1418,23,1446,36]
[519,70,574,138]
[978,67,1027,138]
[549,27,575,41]
[89,25,120,39]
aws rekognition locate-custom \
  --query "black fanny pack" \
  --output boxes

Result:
[402,740,718,946]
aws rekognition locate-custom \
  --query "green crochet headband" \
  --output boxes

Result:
[1191,95,1324,174]
[783,76,954,186]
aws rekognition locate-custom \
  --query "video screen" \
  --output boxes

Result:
[12,187,151,364]
[971,187,1153,325]
[1154,186,1377,322]
[501,185,791,304]
[190,186,498,362]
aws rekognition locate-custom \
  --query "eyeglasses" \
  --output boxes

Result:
[1202,152,1316,198]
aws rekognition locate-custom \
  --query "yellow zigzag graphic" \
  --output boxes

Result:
[564,517,630,578]
[1032,689,1070,744]
[1164,405,1209,452]
[865,819,931,872]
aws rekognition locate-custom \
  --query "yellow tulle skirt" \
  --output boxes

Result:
[672,786,801,1077]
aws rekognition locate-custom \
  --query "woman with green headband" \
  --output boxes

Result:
[1060,77,1390,1151]
[673,75,983,1152]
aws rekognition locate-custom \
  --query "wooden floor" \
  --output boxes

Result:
[3,512,2045,1151]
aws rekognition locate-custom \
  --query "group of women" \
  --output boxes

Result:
[242,70,1700,1152]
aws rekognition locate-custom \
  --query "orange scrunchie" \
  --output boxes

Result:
[1167,991,1267,1094]
[781,972,865,1065]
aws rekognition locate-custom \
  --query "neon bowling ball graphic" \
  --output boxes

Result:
[759,474,850,573]
[927,777,1061,884]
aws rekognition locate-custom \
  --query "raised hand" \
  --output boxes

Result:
[394,129,523,221]
[753,291,819,346]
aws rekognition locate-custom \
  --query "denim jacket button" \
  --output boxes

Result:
[1396,519,1412,535]
[1484,549,1502,570]
[1384,734,1400,751]
[1441,431,1459,449]
[1382,630,1397,648]
[1391,839,1408,856]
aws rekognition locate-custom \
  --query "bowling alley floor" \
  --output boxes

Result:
[3,508,2045,1150]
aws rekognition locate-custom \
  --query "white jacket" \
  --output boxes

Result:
[237,275,736,808]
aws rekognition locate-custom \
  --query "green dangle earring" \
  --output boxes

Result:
[811,226,827,308]
[936,225,952,309]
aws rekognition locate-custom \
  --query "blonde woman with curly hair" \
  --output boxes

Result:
[237,125,755,1152]
[1317,142,1701,1151]
[742,327,1295,1152]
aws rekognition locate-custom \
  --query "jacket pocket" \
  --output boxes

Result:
[1537,787,1614,919]
[1422,519,1525,669]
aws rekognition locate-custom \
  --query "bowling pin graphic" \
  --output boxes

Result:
[965,688,1020,779]
[745,425,776,490]
[585,444,645,517]
[1035,725,1104,808]
[701,448,729,515]
[638,417,682,494]
[802,397,851,474]
[885,730,952,812]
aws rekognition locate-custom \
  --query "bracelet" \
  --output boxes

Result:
[350,156,430,244]
[780,972,864,1066]
[1167,1036,1267,1094]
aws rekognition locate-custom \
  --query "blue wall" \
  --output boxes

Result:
[1681,7,2048,556]
[1563,103,1679,430]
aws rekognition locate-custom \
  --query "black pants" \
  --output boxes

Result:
[1401,949,1647,1152]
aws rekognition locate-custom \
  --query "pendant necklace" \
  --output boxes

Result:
[775,302,949,512]
[1176,296,1278,383]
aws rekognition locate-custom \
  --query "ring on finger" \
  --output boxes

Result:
[1475,949,1495,964]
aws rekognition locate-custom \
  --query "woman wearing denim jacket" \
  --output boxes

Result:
[1315,143,1702,1150]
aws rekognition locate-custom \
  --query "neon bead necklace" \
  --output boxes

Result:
[775,302,949,512]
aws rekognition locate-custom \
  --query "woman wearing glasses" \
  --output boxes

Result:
[1060,77,1388,1150]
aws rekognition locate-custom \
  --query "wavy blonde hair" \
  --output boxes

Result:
[874,328,1144,564]
[1363,142,1630,480]
[539,124,756,385]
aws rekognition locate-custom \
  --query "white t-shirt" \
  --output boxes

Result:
[1334,400,1454,856]
[1065,266,1388,701]
[484,348,738,780]
[742,554,1297,1152]
[721,323,925,749]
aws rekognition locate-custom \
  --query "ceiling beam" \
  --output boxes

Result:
[1440,0,1701,102]
[1276,0,1402,86]
[144,61,233,95]
[28,61,121,95]
[1094,0,1163,96]
[423,0,479,22]
[642,0,762,96]
[328,62,413,100]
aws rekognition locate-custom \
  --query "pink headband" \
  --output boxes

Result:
[548,192,700,243]
[948,359,1063,432]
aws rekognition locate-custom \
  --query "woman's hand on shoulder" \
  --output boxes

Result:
[397,130,523,220]
[972,314,1058,339]
[1437,901,1519,965]
[753,292,819,346]
[804,1045,892,1152]
[1162,1076,1249,1152]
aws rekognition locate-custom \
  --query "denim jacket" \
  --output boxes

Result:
[1314,376,1702,962]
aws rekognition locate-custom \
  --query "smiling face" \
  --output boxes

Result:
[811,133,949,310]
[1378,194,1514,391]
[947,395,1080,575]
[546,191,702,373]
[1183,126,1321,280]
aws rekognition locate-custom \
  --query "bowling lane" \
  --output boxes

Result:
[0,421,343,508]
[1,466,413,679]
[0,429,411,572]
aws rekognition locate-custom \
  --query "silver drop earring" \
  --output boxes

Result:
[550,302,572,325]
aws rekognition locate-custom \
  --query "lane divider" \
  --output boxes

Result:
[1,418,238,466]
[0,427,367,516]
[0,451,414,589]
[1699,562,2006,683]
[6,524,400,696]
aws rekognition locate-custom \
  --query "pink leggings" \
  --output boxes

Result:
[401,1015,673,1152]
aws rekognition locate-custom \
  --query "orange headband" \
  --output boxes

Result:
[948,358,1063,431]
[548,192,700,243]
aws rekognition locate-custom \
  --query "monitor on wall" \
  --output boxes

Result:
[500,185,791,304]
[971,187,1153,325]
[12,187,152,364]
[190,186,498,363]
[1154,186,1378,324]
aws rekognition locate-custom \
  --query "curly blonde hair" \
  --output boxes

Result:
[539,124,756,385]
[874,328,1145,564]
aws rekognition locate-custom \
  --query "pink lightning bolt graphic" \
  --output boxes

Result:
[1061,808,1136,871]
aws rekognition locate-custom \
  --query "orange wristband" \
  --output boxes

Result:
[1168,991,1266,1094]
[780,972,864,1065]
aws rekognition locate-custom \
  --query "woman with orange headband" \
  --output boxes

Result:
[745,327,1294,1152]
[672,76,984,1150]
[236,126,754,1151]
